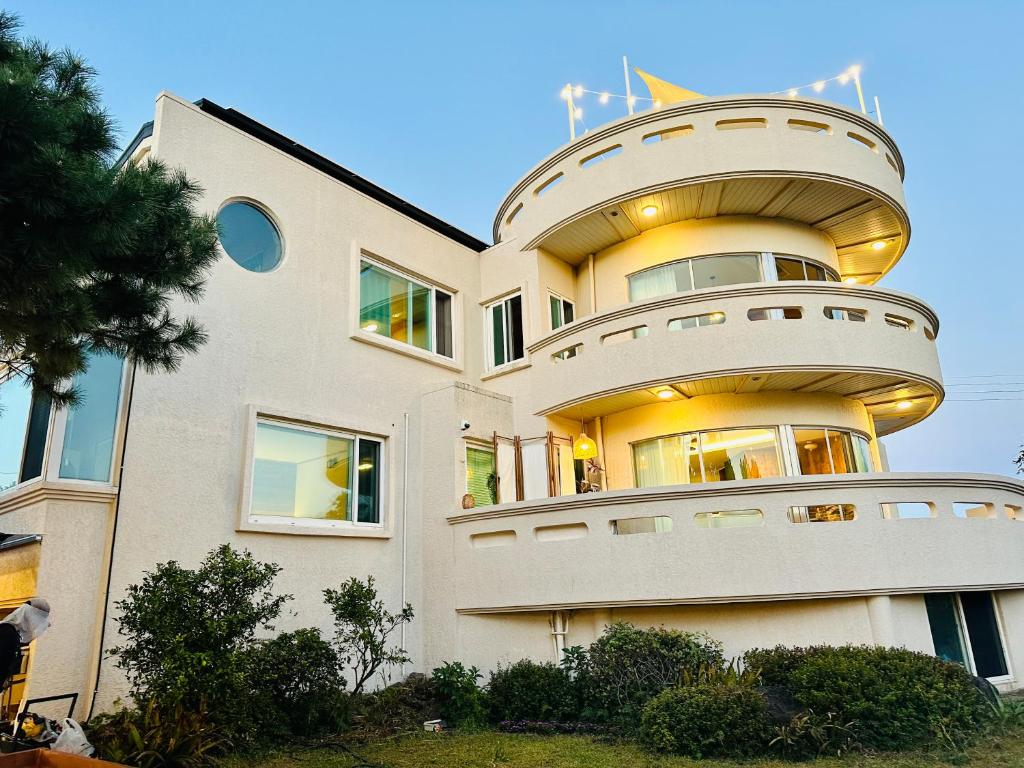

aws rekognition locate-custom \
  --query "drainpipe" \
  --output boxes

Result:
[400,412,409,678]
[550,610,570,661]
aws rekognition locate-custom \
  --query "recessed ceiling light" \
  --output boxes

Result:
[896,400,913,410]
[657,389,675,400]
[871,240,887,250]
[642,205,658,217]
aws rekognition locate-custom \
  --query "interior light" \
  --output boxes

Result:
[896,400,913,410]
[710,313,724,322]
[844,277,859,284]
[363,322,379,333]
[657,389,675,400]
[642,205,658,217]
[871,240,887,250]
[357,462,373,471]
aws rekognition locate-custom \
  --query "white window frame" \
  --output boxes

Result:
[631,425,784,486]
[627,252,765,301]
[548,292,575,331]
[44,361,130,488]
[464,441,497,506]
[768,253,840,282]
[485,291,526,371]
[783,425,874,476]
[240,412,388,537]
[356,255,458,362]
[944,592,1014,684]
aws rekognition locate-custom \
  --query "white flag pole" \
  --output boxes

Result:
[623,56,634,115]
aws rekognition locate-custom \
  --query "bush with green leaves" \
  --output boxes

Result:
[570,622,725,722]
[242,628,347,741]
[111,545,290,735]
[432,661,486,728]
[348,674,440,739]
[86,700,230,768]
[743,645,988,750]
[324,575,413,694]
[640,682,771,758]
[487,660,579,723]
[769,710,860,759]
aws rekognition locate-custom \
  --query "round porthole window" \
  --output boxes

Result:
[216,201,282,272]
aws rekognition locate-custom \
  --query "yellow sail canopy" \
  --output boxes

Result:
[634,68,704,105]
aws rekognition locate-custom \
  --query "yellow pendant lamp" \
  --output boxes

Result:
[573,421,598,460]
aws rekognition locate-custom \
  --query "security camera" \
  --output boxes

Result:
[459,420,471,431]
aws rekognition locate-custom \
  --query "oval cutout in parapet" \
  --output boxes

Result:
[534,522,588,542]
[470,530,517,548]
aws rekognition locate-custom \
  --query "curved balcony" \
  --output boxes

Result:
[527,282,942,434]
[495,95,907,283]
[447,473,1024,614]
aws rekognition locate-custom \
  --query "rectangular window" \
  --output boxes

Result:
[359,259,454,359]
[788,504,856,523]
[694,509,764,529]
[465,445,496,507]
[487,294,524,368]
[549,294,575,330]
[612,516,673,535]
[691,254,761,290]
[773,256,837,282]
[793,427,872,476]
[59,353,124,482]
[825,307,867,322]
[926,592,1009,680]
[0,376,38,492]
[250,419,383,527]
[668,312,725,330]
[633,428,782,487]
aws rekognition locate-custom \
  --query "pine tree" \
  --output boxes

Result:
[0,12,219,406]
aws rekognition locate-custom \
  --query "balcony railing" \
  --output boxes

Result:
[525,282,942,428]
[446,472,1024,613]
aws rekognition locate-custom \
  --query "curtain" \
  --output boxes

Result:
[628,264,679,302]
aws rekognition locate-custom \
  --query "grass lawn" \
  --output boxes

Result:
[224,728,1024,768]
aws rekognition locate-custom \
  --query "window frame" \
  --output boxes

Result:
[928,592,1014,684]
[769,253,840,283]
[631,425,784,487]
[626,252,764,301]
[357,256,456,361]
[548,292,575,331]
[484,291,526,371]
[784,425,874,476]
[239,408,390,538]
[0,373,54,494]
[465,442,497,507]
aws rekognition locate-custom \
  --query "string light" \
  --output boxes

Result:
[559,63,876,139]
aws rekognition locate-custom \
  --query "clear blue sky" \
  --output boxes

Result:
[7,0,1023,476]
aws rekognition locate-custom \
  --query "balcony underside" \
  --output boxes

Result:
[447,473,1024,614]
[531,176,907,284]
[544,368,940,436]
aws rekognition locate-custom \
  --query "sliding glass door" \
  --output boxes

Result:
[925,592,1009,680]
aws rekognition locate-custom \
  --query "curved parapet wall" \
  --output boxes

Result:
[526,283,941,433]
[495,96,907,283]
[447,473,1024,614]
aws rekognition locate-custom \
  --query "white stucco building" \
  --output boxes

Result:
[2,88,1023,720]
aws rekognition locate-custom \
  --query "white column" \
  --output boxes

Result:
[867,595,896,647]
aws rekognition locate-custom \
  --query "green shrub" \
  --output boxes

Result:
[487,660,578,723]
[744,645,988,750]
[432,662,486,728]
[111,545,290,738]
[640,682,771,758]
[87,700,230,767]
[324,575,413,694]
[575,622,724,722]
[769,710,859,759]
[348,673,440,739]
[242,628,347,741]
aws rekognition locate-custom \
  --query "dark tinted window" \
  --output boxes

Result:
[217,201,282,272]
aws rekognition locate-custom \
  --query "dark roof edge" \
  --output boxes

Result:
[195,99,489,253]
[114,120,154,170]
[0,533,43,552]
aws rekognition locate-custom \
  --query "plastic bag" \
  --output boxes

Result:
[51,718,93,757]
